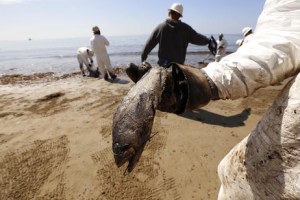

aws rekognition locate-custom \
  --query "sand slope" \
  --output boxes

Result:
[0,74,283,199]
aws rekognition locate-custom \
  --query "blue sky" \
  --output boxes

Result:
[0,0,265,41]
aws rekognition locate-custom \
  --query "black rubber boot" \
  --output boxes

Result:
[104,73,109,81]
[109,72,117,80]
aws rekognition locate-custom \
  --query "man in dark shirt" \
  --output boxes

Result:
[126,3,216,83]
[141,3,215,66]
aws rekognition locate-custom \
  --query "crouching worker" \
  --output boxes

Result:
[76,47,100,77]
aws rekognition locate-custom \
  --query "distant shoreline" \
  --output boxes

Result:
[0,34,243,43]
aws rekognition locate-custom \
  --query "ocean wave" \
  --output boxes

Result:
[36,50,217,58]
[2,50,224,61]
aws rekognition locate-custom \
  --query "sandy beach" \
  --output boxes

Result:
[0,71,284,200]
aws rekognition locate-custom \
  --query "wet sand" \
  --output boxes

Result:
[0,71,284,199]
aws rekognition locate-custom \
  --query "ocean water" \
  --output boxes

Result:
[0,34,242,76]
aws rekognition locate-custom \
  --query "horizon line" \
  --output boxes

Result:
[0,33,243,42]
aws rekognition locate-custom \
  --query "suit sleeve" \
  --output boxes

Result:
[203,0,300,100]
[104,36,110,46]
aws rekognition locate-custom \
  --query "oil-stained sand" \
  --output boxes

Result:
[0,73,284,199]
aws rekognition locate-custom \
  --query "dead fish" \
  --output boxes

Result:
[112,67,175,173]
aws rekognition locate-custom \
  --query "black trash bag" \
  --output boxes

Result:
[88,69,100,78]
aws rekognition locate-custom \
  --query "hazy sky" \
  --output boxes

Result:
[0,0,265,41]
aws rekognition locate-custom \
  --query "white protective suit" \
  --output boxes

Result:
[201,0,300,199]
[76,47,94,75]
[215,38,228,62]
[204,0,300,100]
[90,34,115,77]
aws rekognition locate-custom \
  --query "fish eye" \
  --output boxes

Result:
[113,143,130,155]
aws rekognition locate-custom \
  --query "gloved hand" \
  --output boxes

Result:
[208,35,217,56]
[141,54,147,63]
[88,63,92,67]
[125,62,152,83]
[158,63,219,114]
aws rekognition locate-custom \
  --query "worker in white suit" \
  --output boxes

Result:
[236,26,253,47]
[90,26,117,81]
[211,1,300,198]
[76,47,95,76]
[215,33,228,62]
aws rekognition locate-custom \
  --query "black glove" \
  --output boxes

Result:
[125,62,152,83]
[141,54,147,63]
[208,35,217,56]
[88,63,92,67]
[158,63,219,114]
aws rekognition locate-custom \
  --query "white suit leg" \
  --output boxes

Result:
[96,57,107,77]
[77,55,85,75]
[102,54,115,74]
[218,73,300,199]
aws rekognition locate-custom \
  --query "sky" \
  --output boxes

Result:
[0,0,265,41]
